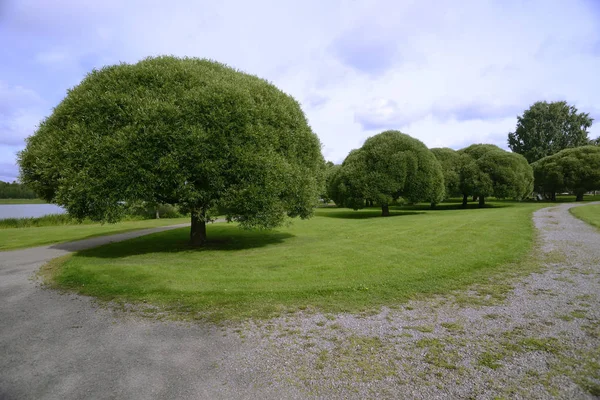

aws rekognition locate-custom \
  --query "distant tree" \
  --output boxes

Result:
[431,148,461,199]
[458,144,533,207]
[0,181,37,199]
[532,146,600,201]
[320,161,339,204]
[508,101,593,163]
[590,136,600,146]
[19,56,325,246]
[333,131,444,216]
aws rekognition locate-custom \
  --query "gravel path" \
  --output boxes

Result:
[221,202,600,399]
[1,204,599,399]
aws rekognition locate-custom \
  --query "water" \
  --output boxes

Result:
[0,204,66,220]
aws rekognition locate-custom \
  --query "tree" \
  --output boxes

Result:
[508,101,594,163]
[0,181,37,199]
[19,56,325,246]
[320,161,339,204]
[333,131,444,216]
[431,148,461,200]
[458,144,533,207]
[532,146,600,201]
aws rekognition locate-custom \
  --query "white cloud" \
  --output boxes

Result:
[1,0,599,171]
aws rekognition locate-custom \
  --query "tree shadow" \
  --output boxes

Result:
[402,202,510,211]
[317,209,425,219]
[68,226,295,259]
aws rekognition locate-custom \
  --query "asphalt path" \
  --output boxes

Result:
[0,223,280,400]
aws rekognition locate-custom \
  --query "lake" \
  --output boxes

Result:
[0,204,66,220]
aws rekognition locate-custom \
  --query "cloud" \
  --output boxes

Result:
[330,26,399,75]
[0,82,46,146]
[0,162,20,182]
[0,0,599,170]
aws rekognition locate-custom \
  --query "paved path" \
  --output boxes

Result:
[0,222,268,400]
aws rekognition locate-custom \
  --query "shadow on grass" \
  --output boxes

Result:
[317,209,426,219]
[72,226,295,258]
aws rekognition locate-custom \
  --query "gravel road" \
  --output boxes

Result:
[1,204,599,399]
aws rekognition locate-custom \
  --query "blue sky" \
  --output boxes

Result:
[1,0,599,182]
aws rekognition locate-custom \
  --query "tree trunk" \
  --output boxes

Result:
[155,207,160,219]
[369,200,374,207]
[430,202,436,209]
[551,192,556,201]
[190,210,207,246]
[381,204,390,216]
[478,196,485,208]
[576,192,584,201]
[472,195,478,202]
[462,194,468,208]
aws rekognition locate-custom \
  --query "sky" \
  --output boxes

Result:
[1,0,599,182]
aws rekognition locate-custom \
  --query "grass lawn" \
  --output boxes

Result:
[1,218,189,251]
[570,204,600,230]
[0,198,46,204]
[45,201,548,322]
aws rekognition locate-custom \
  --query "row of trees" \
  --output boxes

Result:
[506,101,599,201]
[325,131,534,215]
[0,181,37,199]
[15,56,600,245]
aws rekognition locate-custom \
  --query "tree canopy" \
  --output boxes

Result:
[457,144,533,207]
[431,148,462,199]
[19,56,325,245]
[330,131,444,215]
[532,146,600,201]
[508,101,594,163]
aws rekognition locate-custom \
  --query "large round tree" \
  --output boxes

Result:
[458,144,533,207]
[332,131,444,216]
[532,146,600,201]
[19,56,325,246]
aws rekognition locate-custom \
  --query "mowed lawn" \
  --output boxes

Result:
[46,202,547,321]
[0,218,189,251]
[570,203,600,230]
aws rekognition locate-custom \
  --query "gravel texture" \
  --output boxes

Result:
[1,204,599,399]
[221,202,600,399]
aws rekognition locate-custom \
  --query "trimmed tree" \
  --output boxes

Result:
[333,131,444,215]
[508,101,594,163]
[19,56,325,246]
[532,146,600,201]
[431,148,461,200]
[459,144,533,207]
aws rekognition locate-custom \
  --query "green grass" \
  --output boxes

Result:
[570,204,600,230]
[43,201,547,322]
[0,198,46,204]
[0,217,189,251]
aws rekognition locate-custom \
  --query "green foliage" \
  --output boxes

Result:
[431,148,461,198]
[321,162,340,203]
[124,201,185,219]
[458,144,533,205]
[508,101,594,163]
[0,214,81,229]
[0,181,37,199]
[332,131,445,213]
[18,56,324,242]
[532,146,600,200]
